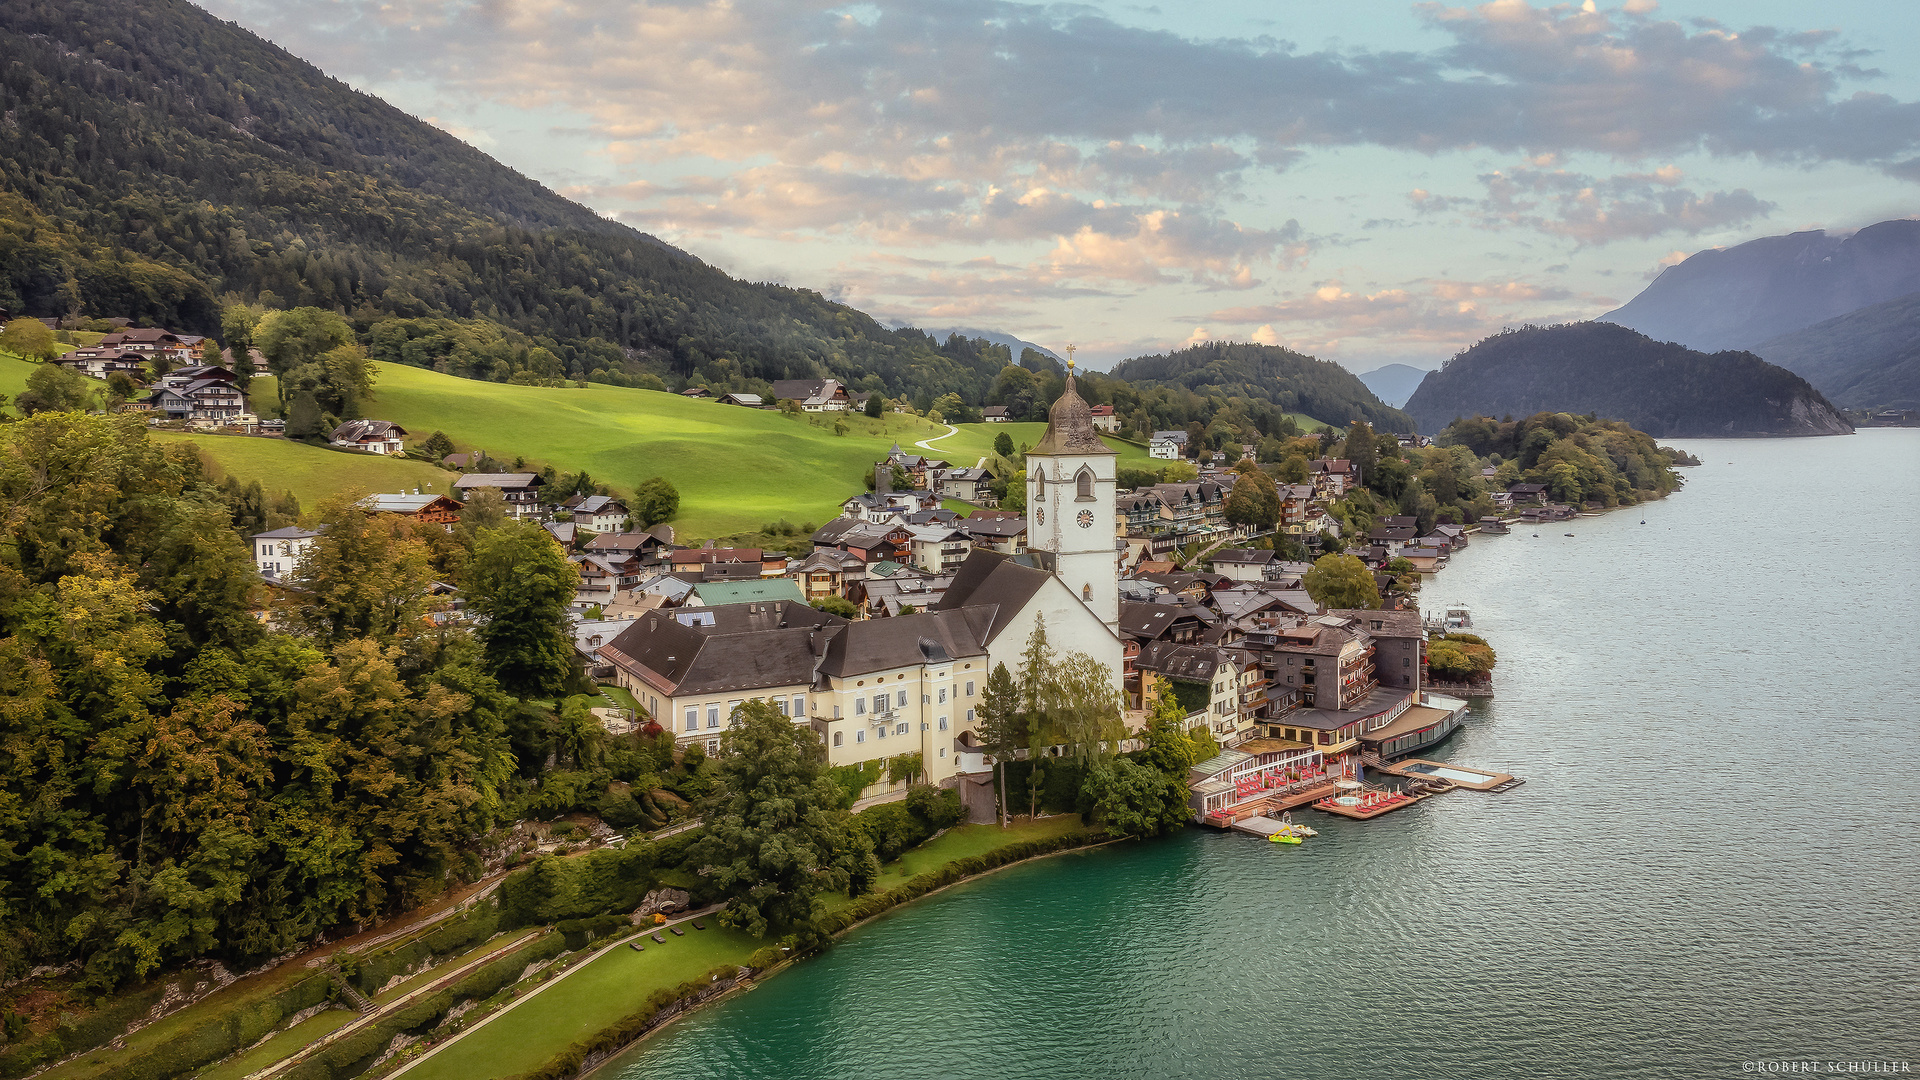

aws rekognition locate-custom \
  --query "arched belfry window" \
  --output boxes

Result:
[1075,467,1095,501]
[1031,464,1046,486]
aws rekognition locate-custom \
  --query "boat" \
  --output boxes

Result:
[1266,812,1317,843]
[1563,532,1574,536]
[1269,832,1303,844]
[1443,604,1472,630]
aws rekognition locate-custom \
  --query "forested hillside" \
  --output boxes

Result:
[1754,292,1920,410]
[1111,342,1412,432]
[0,0,1013,399]
[1404,322,1852,437]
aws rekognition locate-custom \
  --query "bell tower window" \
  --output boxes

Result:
[1076,468,1094,500]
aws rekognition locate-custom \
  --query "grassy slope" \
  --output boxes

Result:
[402,817,1092,1080]
[150,432,454,510]
[921,421,1154,470]
[366,363,954,536]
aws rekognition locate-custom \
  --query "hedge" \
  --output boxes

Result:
[345,905,503,997]
[812,832,1094,938]
[496,831,702,929]
[554,915,629,952]
[281,933,568,1080]
[0,980,180,1078]
[32,973,336,1080]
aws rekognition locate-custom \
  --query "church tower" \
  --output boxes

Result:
[1025,354,1119,635]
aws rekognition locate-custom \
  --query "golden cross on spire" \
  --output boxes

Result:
[1064,343,1077,373]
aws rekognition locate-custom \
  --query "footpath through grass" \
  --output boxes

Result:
[401,816,1092,1080]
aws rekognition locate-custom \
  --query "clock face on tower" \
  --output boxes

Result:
[1076,509,1094,529]
[1035,507,1044,526]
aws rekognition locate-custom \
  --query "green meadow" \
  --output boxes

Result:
[362,363,959,536]
[150,431,454,511]
[921,421,1154,469]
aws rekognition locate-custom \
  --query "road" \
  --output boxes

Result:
[913,423,958,452]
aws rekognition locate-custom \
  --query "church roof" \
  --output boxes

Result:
[935,549,1052,643]
[1029,373,1116,457]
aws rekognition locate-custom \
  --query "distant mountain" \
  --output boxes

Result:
[1404,322,1852,437]
[1600,219,1920,352]
[1355,363,1431,409]
[0,0,1014,399]
[1111,342,1412,431]
[1754,293,1920,410]
[904,326,1062,367]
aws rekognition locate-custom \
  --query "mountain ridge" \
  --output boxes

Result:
[1753,292,1920,410]
[1404,322,1852,438]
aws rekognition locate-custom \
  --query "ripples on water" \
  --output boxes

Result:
[609,432,1920,1080]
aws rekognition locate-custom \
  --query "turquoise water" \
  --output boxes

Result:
[605,431,1920,1080]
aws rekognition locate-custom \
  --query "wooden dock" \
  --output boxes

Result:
[1368,757,1518,791]
[1312,791,1430,820]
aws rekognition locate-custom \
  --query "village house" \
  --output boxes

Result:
[1279,484,1316,533]
[1133,642,1260,747]
[716,392,765,408]
[1368,526,1419,557]
[670,547,788,580]
[931,466,994,503]
[562,494,630,533]
[1308,458,1359,496]
[1149,430,1189,460]
[147,366,245,420]
[59,348,147,380]
[1150,482,1227,531]
[1088,404,1119,432]
[453,472,547,519]
[251,526,319,582]
[960,512,1027,554]
[1210,548,1277,582]
[769,378,851,411]
[904,523,974,574]
[543,522,579,549]
[1508,483,1549,506]
[583,526,676,565]
[679,386,711,399]
[885,445,948,489]
[574,553,648,598]
[852,567,952,617]
[787,548,867,602]
[99,327,194,362]
[981,406,1011,422]
[329,419,408,455]
[363,491,463,526]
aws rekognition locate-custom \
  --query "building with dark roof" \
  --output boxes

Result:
[329,419,409,455]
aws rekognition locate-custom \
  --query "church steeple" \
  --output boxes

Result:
[1025,344,1119,634]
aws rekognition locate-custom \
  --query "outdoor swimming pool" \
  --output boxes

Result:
[1401,763,1495,784]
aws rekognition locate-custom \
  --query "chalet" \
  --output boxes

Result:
[1118,599,1218,645]
[1150,482,1226,530]
[787,548,866,602]
[670,547,787,580]
[563,494,630,533]
[679,386,712,399]
[1308,458,1358,495]
[1149,430,1189,460]
[574,553,649,598]
[815,521,914,565]
[98,328,191,361]
[904,523,974,574]
[585,526,676,564]
[1278,484,1315,533]
[329,419,409,455]
[252,526,320,582]
[769,378,851,411]
[853,568,953,617]
[363,492,464,526]
[1508,483,1549,506]
[452,473,547,519]
[932,466,994,503]
[59,349,147,380]
[149,374,245,420]
[981,406,1011,422]
[543,522,578,549]
[1210,548,1276,582]
[1367,526,1418,557]
[717,392,766,408]
[1398,545,1449,573]
[884,445,947,489]
[1088,404,1119,432]
[961,513,1027,554]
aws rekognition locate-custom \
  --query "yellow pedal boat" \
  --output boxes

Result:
[1269,832,1303,844]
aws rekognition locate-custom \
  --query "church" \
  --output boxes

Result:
[600,367,1123,791]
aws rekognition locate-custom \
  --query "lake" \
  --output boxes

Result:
[606,430,1920,1080]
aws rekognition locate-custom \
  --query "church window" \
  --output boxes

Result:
[1031,464,1046,485]
[1076,469,1094,500]
[1082,583,1092,600]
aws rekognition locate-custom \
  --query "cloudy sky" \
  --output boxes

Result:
[203,0,1920,370]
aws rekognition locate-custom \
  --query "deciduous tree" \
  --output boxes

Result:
[632,476,680,527]
[1302,552,1380,611]
[467,521,577,698]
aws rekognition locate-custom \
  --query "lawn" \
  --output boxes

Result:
[187,1010,358,1080]
[150,431,454,510]
[365,363,954,537]
[401,924,763,1080]
[0,353,110,410]
[873,816,1092,891]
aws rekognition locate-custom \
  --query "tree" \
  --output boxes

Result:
[419,430,455,461]
[1084,757,1190,839]
[1223,462,1280,530]
[1344,420,1379,477]
[285,391,325,438]
[1302,553,1380,611]
[255,307,353,378]
[288,496,438,644]
[632,476,680,527]
[691,700,850,937]
[975,662,1022,827]
[864,393,884,418]
[810,595,857,618]
[553,697,605,768]
[0,317,57,361]
[468,521,577,698]
[993,432,1015,457]
[15,363,94,414]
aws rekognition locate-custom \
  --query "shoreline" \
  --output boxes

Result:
[573,828,1125,1080]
